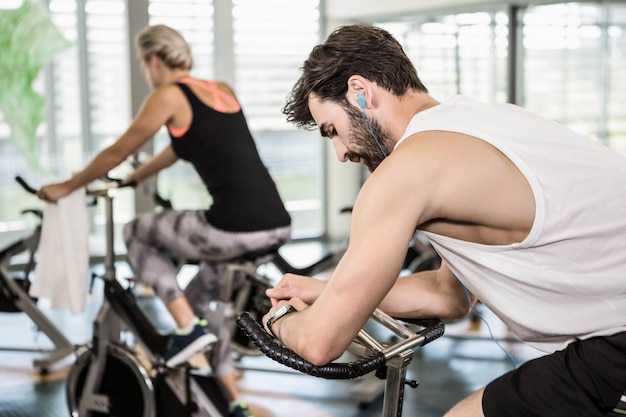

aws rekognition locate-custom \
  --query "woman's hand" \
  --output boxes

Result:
[37,182,73,203]
[265,273,327,306]
[122,173,140,187]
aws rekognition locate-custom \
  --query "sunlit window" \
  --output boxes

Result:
[148,0,215,80]
[607,4,626,153]
[373,2,626,156]
[377,10,509,103]
[232,0,323,237]
[231,0,320,131]
[523,2,626,152]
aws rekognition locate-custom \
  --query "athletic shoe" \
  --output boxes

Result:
[230,402,253,417]
[163,319,218,367]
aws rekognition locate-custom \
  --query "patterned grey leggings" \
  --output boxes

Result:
[123,209,291,377]
[123,209,291,305]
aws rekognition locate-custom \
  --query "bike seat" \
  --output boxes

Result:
[173,244,282,268]
[225,243,283,265]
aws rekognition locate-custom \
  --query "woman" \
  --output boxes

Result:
[38,24,291,417]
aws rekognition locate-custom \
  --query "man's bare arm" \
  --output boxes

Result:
[378,262,473,320]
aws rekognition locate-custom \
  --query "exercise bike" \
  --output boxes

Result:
[36,176,246,417]
[236,310,445,417]
[0,176,74,373]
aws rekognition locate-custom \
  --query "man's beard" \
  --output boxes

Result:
[344,104,392,172]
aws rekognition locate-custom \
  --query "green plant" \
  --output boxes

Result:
[0,1,70,170]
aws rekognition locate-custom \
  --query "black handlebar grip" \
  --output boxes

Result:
[15,176,38,195]
[400,317,445,345]
[421,320,444,344]
[236,312,386,380]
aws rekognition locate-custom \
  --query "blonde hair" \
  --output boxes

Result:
[135,24,193,70]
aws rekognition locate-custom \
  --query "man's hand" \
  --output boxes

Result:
[262,297,309,340]
[265,273,327,306]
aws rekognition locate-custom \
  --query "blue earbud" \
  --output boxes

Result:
[357,92,367,108]
[356,92,387,158]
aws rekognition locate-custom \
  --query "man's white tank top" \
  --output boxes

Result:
[397,95,626,353]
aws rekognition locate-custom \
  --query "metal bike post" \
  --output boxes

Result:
[103,191,116,281]
[78,305,113,415]
[382,349,413,417]
[78,188,123,416]
[100,189,123,341]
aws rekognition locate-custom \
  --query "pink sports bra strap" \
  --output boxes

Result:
[177,77,241,113]
[168,125,189,138]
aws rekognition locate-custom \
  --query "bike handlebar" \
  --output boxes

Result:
[15,175,136,198]
[84,176,136,197]
[235,309,444,380]
[15,176,37,195]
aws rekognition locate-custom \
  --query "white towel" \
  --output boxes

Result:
[30,188,89,315]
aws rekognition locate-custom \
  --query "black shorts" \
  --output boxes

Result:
[483,331,626,417]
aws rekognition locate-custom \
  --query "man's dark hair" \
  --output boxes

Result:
[283,24,428,129]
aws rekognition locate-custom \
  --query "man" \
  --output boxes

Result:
[262,24,626,417]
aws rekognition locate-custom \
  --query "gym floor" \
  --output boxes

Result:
[0,246,544,417]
